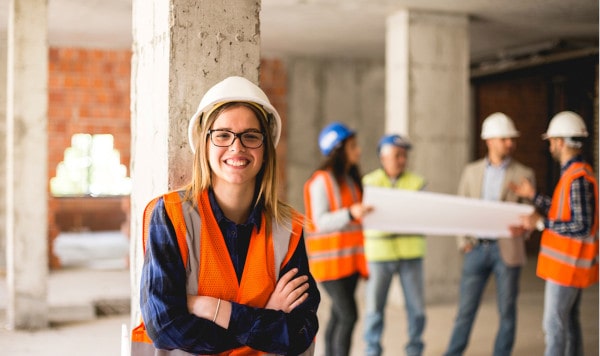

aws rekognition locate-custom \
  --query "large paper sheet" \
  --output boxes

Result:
[362,186,534,238]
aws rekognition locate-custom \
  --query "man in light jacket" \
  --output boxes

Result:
[444,112,535,356]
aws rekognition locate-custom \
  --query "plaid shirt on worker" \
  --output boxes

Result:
[533,156,597,238]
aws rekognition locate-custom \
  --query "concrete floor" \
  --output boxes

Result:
[0,258,597,356]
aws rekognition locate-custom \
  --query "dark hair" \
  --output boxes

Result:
[318,136,363,192]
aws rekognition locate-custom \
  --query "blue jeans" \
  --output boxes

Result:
[364,259,426,356]
[321,273,359,356]
[444,242,520,356]
[543,280,583,356]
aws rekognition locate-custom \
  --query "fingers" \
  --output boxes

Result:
[282,284,309,313]
[350,203,374,219]
[270,269,311,312]
[509,178,535,200]
[276,268,299,289]
[287,278,309,300]
[284,274,309,292]
[288,292,309,311]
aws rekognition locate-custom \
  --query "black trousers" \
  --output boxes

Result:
[321,273,359,356]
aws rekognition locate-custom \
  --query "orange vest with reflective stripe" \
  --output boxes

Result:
[303,170,368,282]
[131,190,303,355]
[537,162,599,288]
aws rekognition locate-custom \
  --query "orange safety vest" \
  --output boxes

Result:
[303,170,368,282]
[537,162,599,288]
[131,190,304,355]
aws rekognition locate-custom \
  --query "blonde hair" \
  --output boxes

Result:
[184,102,297,228]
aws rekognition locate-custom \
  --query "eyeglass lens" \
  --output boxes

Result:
[209,129,264,148]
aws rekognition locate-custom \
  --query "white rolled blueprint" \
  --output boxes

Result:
[362,186,535,238]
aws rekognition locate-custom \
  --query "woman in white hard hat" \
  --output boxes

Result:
[303,122,372,356]
[132,76,320,355]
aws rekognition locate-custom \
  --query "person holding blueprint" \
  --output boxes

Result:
[444,113,535,356]
[512,111,597,356]
[362,134,427,356]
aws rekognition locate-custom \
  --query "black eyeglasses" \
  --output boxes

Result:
[208,129,265,149]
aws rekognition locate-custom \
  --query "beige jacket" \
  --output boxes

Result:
[457,158,535,266]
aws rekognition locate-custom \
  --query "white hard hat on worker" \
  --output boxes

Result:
[480,112,520,139]
[187,76,282,153]
[542,111,588,149]
[542,111,588,139]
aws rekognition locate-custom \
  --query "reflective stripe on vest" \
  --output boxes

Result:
[537,162,599,288]
[362,169,426,261]
[131,190,303,355]
[303,170,368,282]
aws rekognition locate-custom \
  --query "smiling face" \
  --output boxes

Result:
[207,105,264,191]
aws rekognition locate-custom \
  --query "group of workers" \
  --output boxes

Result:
[131,76,597,356]
[305,110,597,356]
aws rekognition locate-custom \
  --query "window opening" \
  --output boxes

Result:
[50,133,131,196]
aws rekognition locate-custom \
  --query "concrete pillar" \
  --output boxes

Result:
[129,0,261,336]
[386,10,470,302]
[6,0,49,329]
[0,30,7,272]
[286,59,385,211]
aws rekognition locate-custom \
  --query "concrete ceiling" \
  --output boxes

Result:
[0,0,598,62]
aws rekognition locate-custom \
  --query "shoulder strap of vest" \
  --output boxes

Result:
[272,219,291,279]
[142,197,160,254]
[552,162,597,220]
[162,191,190,269]
[272,212,304,279]
[143,192,190,267]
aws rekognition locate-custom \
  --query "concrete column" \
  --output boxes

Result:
[129,0,261,336]
[286,59,385,210]
[386,10,470,302]
[0,31,7,272]
[6,0,49,329]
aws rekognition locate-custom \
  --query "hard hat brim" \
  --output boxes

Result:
[480,132,520,140]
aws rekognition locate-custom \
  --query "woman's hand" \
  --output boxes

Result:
[349,203,374,220]
[265,268,309,313]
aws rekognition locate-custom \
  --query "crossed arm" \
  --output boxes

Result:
[187,267,311,328]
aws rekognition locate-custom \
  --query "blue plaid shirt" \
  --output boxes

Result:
[140,189,320,354]
[533,156,597,238]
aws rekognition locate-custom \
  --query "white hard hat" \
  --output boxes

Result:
[187,76,282,152]
[542,111,588,139]
[480,112,520,139]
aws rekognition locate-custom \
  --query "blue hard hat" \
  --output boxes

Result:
[377,134,412,154]
[318,122,355,156]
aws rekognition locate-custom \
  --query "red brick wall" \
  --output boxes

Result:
[48,48,132,268]
[48,48,132,179]
[260,58,289,199]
